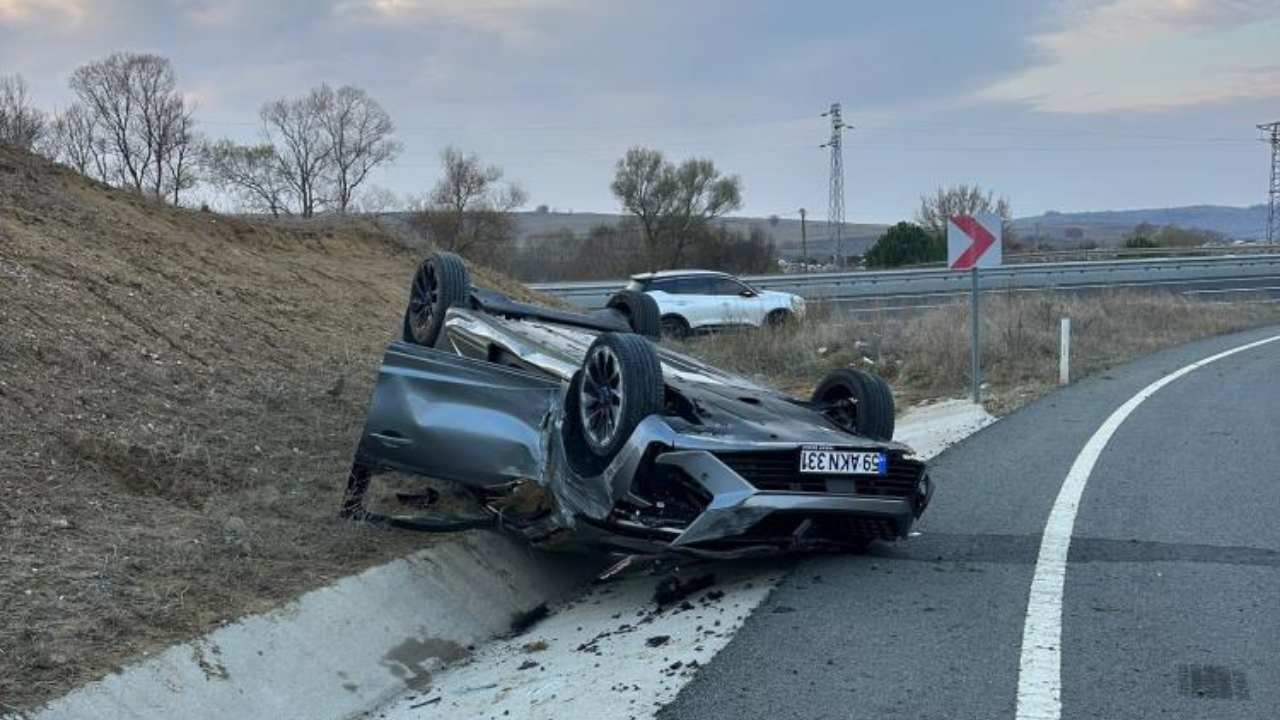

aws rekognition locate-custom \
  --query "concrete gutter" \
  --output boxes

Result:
[9,533,602,720]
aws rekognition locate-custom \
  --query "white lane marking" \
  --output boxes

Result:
[1014,333,1280,720]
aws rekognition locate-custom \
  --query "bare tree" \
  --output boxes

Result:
[261,89,332,217]
[48,103,106,177]
[316,84,401,214]
[414,147,527,259]
[68,53,199,201]
[611,147,742,267]
[0,74,46,149]
[204,139,293,216]
[70,53,161,191]
[917,183,1013,240]
[161,103,201,205]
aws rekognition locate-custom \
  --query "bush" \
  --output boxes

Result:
[864,221,944,268]
[1123,236,1159,249]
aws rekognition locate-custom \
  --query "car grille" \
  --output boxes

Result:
[715,450,924,498]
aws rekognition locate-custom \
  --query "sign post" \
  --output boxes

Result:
[947,214,1002,403]
[970,267,981,401]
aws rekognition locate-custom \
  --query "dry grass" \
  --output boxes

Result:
[671,292,1280,414]
[0,147,550,712]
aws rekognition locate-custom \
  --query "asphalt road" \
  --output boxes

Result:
[659,325,1280,720]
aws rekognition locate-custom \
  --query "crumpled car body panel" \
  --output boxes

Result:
[347,306,931,557]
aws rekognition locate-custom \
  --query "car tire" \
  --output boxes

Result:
[661,314,691,340]
[404,251,470,347]
[575,332,664,460]
[811,368,895,441]
[765,309,793,328]
[605,290,661,339]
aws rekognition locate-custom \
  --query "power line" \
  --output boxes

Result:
[869,117,1258,145]
[1260,121,1280,245]
[820,103,850,266]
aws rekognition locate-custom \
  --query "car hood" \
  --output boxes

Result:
[758,290,802,305]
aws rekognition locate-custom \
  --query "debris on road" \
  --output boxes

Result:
[653,574,716,606]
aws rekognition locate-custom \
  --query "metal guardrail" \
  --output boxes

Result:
[885,244,1280,270]
[531,254,1280,308]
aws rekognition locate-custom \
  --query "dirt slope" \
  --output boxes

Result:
[0,148,534,711]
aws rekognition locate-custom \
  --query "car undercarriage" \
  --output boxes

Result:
[341,252,931,557]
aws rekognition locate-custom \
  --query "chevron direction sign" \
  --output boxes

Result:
[947,214,1003,271]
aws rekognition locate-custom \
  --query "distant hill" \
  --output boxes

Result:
[1014,205,1269,246]
[380,204,1270,259]
[513,210,889,260]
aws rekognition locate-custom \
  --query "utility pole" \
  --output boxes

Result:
[821,103,850,266]
[799,207,808,273]
[1260,121,1280,245]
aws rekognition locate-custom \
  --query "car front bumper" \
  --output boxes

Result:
[655,448,930,549]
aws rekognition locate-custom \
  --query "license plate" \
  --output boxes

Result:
[798,446,886,475]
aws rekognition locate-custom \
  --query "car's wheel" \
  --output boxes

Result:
[811,368,895,441]
[661,314,691,340]
[605,290,661,339]
[404,251,470,347]
[575,333,664,459]
[765,309,793,328]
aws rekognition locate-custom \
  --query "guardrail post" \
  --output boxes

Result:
[970,268,982,403]
[1059,317,1071,385]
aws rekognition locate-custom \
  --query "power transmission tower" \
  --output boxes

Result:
[1261,121,1280,245]
[821,103,850,265]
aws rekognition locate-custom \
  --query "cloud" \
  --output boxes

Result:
[981,0,1280,112]
[0,0,85,26]
[334,0,580,39]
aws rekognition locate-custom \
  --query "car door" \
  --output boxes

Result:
[708,277,763,326]
[677,277,724,328]
[649,277,702,328]
[356,343,562,487]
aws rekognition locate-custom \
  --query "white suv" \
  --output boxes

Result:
[626,270,805,337]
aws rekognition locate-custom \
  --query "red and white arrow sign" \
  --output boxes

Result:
[947,214,1003,271]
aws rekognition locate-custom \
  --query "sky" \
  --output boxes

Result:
[1,0,1278,222]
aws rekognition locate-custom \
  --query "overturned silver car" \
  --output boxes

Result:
[341,252,932,557]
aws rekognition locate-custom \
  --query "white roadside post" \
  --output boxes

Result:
[1059,317,1071,385]
[947,214,1003,404]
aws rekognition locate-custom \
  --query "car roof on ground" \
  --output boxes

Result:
[630,269,734,281]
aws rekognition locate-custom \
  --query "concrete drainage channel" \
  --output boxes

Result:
[11,538,605,720]
[11,400,993,720]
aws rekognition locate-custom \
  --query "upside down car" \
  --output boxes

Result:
[341,252,932,557]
